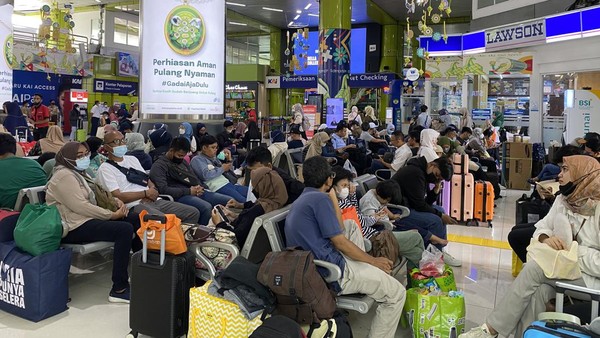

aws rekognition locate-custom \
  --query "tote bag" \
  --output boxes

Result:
[137,210,187,255]
[526,238,582,280]
[13,204,63,256]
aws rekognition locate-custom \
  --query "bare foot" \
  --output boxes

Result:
[430,235,448,246]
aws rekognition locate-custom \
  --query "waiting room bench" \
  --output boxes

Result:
[14,186,114,255]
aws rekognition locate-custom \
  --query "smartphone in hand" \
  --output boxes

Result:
[214,205,230,223]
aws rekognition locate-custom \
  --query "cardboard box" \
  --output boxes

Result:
[505,142,533,159]
[507,158,533,190]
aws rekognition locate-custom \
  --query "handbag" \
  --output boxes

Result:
[107,160,149,187]
[0,241,71,322]
[368,230,400,265]
[13,204,63,256]
[168,163,200,187]
[340,206,362,232]
[70,170,118,212]
[188,281,263,338]
[137,210,187,255]
[526,238,582,280]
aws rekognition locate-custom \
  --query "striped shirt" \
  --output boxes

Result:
[338,192,379,239]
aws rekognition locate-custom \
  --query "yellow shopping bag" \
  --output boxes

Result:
[512,252,523,277]
[188,281,263,338]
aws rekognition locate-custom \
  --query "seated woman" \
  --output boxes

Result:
[417,129,440,163]
[461,155,600,338]
[149,128,173,163]
[191,135,249,203]
[39,125,66,154]
[125,132,152,170]
[303,131,330,161]
[46,142,142,303]
[214,167,287,248]
[178,122,197,154]
[2,101,27,136]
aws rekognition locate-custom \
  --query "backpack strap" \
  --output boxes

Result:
[106,160,130,177]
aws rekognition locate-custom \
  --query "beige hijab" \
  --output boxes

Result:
[562,155,600,216]
[251,167,288,213]
[305,132,330,160]
[39,125,66,154]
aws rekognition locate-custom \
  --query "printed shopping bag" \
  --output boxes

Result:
[512,252,523,277]
[188,281,262,338]
[0,241,71,322]
[403,288,466,338]
[13,204,63,256]
[410,264,457,293]
[137,210,187,255]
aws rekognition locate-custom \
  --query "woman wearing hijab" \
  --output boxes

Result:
[363,106,378,125]
[215,167,288,248]
[460,107,473,129]
[303,131,330,161]
[149,129,173,163]
[3,101,27,136]
[46,142,142,303]
[39,125,66,154]
[241,120,261,150]
[195,123,208,144]
[466,127,491,159]
[417,129,440,163]
[178,122,197,153]
[125,132,152,170]
[438,109,453,128]
[234,121,247,140]
[461,155,600,338]
[347,105,362,125]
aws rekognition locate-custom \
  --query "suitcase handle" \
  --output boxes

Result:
[143,214,167,223]
[142,228,166,266]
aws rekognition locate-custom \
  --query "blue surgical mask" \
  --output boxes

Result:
[112,145,128,158]
[75,156,90,171]
[217,151,226,161]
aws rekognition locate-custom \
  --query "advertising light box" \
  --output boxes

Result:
[140,0,225,115]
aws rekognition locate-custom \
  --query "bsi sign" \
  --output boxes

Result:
[485,20,545,51]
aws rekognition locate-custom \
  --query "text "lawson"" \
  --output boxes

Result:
[486,23,544,44]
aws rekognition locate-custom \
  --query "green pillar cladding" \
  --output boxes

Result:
[379,24,404,119]
[269,30,286,117]
[319,0,352,29]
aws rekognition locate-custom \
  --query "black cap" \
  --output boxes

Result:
[289,125,302,134]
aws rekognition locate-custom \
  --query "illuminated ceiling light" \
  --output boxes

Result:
[229,21,248,26]
[226,2,246,6]
[308,13,319,17]
[263,7,283,12]
[288,21,294,26]
[296,10,302,14]
[305,3,312,10]
[294,14,300,20]
[351,19,356,22]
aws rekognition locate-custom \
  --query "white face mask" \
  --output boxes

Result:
[336,187,350,200]
[179,128,185,135]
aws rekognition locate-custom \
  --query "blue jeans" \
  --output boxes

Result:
[536,163,560,181]
[177,195,212,225]
[202,191,233,207]
[395,205,447,250]
[216,183,249,203]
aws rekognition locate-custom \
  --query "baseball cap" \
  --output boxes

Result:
[289,125,302,134]
[318,124,328,131]
[369,122,377,129]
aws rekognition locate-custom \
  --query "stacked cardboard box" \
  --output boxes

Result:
[504,142,533,190]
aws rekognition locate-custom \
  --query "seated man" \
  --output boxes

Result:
[456,127,472,147]
[391,157,462,267]
[329,123,369,175]
[216,120,240,153]
[245,146,304,205]
[287,125,306,150]
[96,132,199,224]
[149,137,232,225]
[370,130,413,175]
[360,122,387,154]
[285,156,406,338]
[0,133,47,208]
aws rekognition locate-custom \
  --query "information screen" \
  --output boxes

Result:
[140,0,225,115]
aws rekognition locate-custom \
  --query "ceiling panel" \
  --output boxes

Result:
[371,0,472,22]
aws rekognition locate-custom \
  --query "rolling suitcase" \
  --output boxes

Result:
[76,120,87,142]
[436,180,452,215]
[129,214,195,338]
[525,321,593,337]
[452,153,469,175]
[473,181,494,227]
[451,173,474,222]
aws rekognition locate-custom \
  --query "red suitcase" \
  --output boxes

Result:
[451,173,474,222]
[473,181,494,227]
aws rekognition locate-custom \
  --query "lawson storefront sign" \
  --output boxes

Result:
[266,73,394,89]
[485,20,546,51]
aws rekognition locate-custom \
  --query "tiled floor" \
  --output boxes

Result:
[0,189,528,338]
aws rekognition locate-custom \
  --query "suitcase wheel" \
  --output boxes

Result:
[126,331,138,338]
[465,219,479,227]
[487,221,493,228]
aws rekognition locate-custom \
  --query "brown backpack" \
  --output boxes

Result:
[257,248,337,325]
[368,230,400,266]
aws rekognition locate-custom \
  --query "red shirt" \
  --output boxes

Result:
[30,105,50,128]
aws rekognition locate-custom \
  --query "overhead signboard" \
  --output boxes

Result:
[94,78,138,95]
[485,19,546,51]
[140,0,225,115]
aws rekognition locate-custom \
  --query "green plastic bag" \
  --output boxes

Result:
[409,264,457,292]
[403,288,466,338]
[13,204,63,256]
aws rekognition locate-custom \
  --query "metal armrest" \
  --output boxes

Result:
[314,259,342,283]
[158,194,174,201]
[555,281,600,319]
[375,169,393,181]
[196,241,240,257]
[387,204,410,219]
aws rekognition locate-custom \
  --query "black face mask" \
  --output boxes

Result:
[559,182,577,196]
[171,157,184,165]
[426,173,438,183]
[252,189,259,198]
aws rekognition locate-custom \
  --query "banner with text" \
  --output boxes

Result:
[425,53,533,79]
[140,0,225,115]
[0,2,13,103]
[13,70,82,106]
[348,73,394,88]
[94,79,138,95]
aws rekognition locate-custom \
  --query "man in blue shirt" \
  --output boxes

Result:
[285,156,406,338]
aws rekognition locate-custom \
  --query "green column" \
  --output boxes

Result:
[269,30,286,117]
[379,24,403,119]
[319,0,352,29]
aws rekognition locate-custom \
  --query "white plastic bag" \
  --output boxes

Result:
[343,160,357,177]
[419,244,445,277]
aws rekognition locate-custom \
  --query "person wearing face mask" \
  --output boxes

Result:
[216,120,241,153]
[178,122,197,153]
[267,130,288,160]
[150,137,233,225]
[391,157,462,267]
[461,156,600,338]
[437,125,461,157]
[333,167,425,269]
[303,131,331,161]
[96,132,200,224]
[190,135,249,203]
[46,141,142,303]
[27,93,51,141]
[219,167,288,247]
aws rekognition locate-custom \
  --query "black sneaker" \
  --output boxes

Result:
[108,287,130,304]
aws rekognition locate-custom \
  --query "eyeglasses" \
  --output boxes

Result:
[107,138,126,146]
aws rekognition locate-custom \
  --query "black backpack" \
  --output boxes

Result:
[250,315,305,338]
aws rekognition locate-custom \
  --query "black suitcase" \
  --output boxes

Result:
[129,214,195,338]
